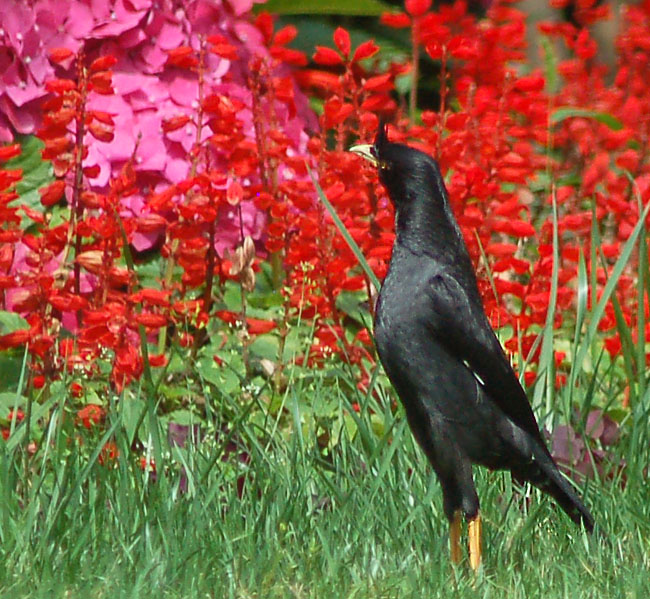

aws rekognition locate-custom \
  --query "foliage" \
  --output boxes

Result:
[0,366,649,597]
[0,0,649,493]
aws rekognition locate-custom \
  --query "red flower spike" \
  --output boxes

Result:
[215,310,238,325]
[21,205,44,223]
[507,220,536,238]
[313,46,344,66]
[575,28,597,60]
[148,354,168,368]
[80,191,104,209]
[425,42,443,60]
[132,288,172,306]
[293,69,341,93]
[42,137,71,158]
[99,442,119,465]
[0,169,23,189]
[333,27,351,58]
[405,0,432,17]
[179,333,194,348]
[514,74,546,93]
[448,36,479,60]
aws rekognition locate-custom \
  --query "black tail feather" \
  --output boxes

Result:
[524,444,595,533]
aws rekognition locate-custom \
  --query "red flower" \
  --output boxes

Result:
[313,46,343,66]
[39,180,66,207]
[405,0,431,18]
[0,144,21,162]
[70,382,84,398]
[77,404,105,429]
[333,27,351,58]
[246,318,276,335]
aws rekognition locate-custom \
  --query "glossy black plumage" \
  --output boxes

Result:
[353,126,594,535]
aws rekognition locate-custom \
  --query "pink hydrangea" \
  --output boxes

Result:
[0,0,313,251]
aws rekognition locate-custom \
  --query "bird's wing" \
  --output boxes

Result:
[425,271,547,446]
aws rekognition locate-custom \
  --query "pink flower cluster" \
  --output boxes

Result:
[0,0,313,250]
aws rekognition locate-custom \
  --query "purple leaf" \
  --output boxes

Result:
[585,409,605,440]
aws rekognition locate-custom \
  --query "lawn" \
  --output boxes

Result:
[2,369,649,599]
[2,1,650,597]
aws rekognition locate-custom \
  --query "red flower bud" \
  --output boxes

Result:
[89,55,117,72]
[49,47,74,64]
[39,180,66,207]
[333,27,351,58]
[353,40,380,62]
[313,46,343,66]
[405,0,432,17]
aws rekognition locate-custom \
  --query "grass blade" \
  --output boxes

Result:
[308,165,382,291]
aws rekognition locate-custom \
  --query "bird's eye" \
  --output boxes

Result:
[378,160,390,171]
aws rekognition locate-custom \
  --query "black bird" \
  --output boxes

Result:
[350,125,594,570]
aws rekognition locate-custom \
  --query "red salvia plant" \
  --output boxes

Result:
[0,0,649,472]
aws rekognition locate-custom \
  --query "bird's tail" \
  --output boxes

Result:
[523,443,595,533]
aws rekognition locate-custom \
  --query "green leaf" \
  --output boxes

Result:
[166,409,200,426]
[551,108,623,131]
[3,135,53,218]
[0,392,27,411]
[254,0,392,16]
[0,311,29,335]
[0,355,23,392]
[336,291,372,329]
[121,396,146,445]
[249,334,279,361]
[572,200,650,382]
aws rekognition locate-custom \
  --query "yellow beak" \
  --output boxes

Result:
[349,144,378,166]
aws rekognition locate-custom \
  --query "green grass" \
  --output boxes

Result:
[1,365,649,599]
[2,173,649,599]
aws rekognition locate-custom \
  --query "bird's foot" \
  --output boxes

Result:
[468,514,482,572]
[450,510,462,565]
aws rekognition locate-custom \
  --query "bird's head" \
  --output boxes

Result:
[349,123,444,210]
[350,124,440,200]
[350,124,459,246]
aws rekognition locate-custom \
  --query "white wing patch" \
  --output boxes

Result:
[462,359,485,386]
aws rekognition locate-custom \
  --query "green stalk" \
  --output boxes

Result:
[308,166,381,292]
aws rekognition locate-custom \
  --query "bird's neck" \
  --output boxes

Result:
[395,197,466,259]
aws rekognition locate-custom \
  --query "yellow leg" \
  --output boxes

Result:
[450,510,462,565]
[468,513,482,572]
